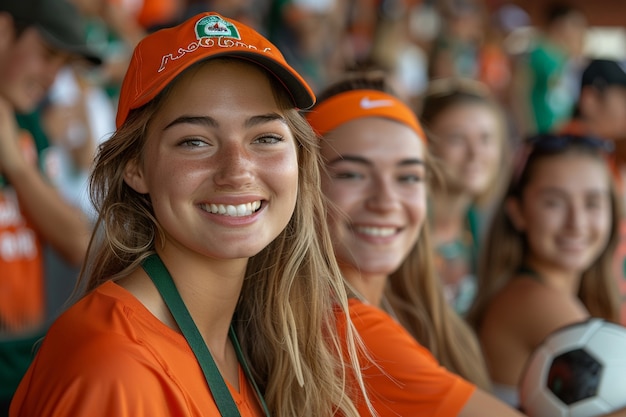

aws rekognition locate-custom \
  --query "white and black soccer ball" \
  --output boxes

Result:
[520,318,626,417]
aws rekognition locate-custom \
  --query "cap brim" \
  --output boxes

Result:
[232,53,315,110]
[141,50,315,110]
[118,47,316,128]
[37,26,103,66]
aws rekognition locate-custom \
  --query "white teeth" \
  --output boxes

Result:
[203,201,261,217]
[355,226,396,237]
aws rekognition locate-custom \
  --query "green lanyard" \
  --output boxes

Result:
[142,254,270,417]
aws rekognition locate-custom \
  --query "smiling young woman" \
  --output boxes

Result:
[9,12,368,417]
[467,133,621,408]
[307,71,528,417]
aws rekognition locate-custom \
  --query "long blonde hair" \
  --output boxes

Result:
[80,59,367,417]
[468,136,621,332]
[316,71,493,392]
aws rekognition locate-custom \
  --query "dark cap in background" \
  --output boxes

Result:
[581,59,626,89]
[0,0,102,65]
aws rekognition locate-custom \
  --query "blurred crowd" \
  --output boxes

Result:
[20,0,607,225]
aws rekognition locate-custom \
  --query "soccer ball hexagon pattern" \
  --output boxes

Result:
[520,318,626,417]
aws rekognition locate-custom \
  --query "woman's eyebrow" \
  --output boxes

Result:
[327,155,424,166]
[163,113,287,131]
[245,113,287,128]
[163,115,217,130]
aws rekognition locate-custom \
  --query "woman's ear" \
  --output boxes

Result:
[124,158,149,194]
[505,196,525,231]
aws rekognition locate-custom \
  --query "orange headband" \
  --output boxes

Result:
[306,90,425,142]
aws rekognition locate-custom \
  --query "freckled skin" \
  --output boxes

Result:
[124,60,299,262]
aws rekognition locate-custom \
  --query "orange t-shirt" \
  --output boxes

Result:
[0,132,44,333]
[10,281,264,417]
[342,298,476,417]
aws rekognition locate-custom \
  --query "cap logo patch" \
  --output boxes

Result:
[195,15,240,39]
[158,15,271,73]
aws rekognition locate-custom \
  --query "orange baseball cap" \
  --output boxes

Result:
[306,90,425,142]
[115,12,316,128]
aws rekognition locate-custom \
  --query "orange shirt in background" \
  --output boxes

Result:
[339,298,476,417]
[0,131,44,333]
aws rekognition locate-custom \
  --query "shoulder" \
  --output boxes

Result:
[49,281,150,341]
[30,282,167,374]
[347,299,447,368]
[10,282,182,416]
[346,299,476,417]
[482,277,589,344]
[348,299,433,356]
[492,277,586,317]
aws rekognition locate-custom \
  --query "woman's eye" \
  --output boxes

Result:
[254,135,283,144]
[586,197,604,210]
[180,138,207,147]
[399,174,423,183]
[333,171,363,180]
[542,198,562,208]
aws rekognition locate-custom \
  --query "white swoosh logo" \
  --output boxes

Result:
[360,97,394,109]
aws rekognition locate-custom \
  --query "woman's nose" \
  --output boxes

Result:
[365,177,401,212]
[213,142,254,187]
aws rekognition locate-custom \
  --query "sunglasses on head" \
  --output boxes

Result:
[525,133,615,153]
[512,133,614,186]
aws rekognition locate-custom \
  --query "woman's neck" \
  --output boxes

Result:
[521,257,582,295]
[120,249,247,357]
[123,249,248,388]
[342,266,388,308]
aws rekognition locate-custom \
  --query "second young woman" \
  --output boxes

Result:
[306,71,528,417]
